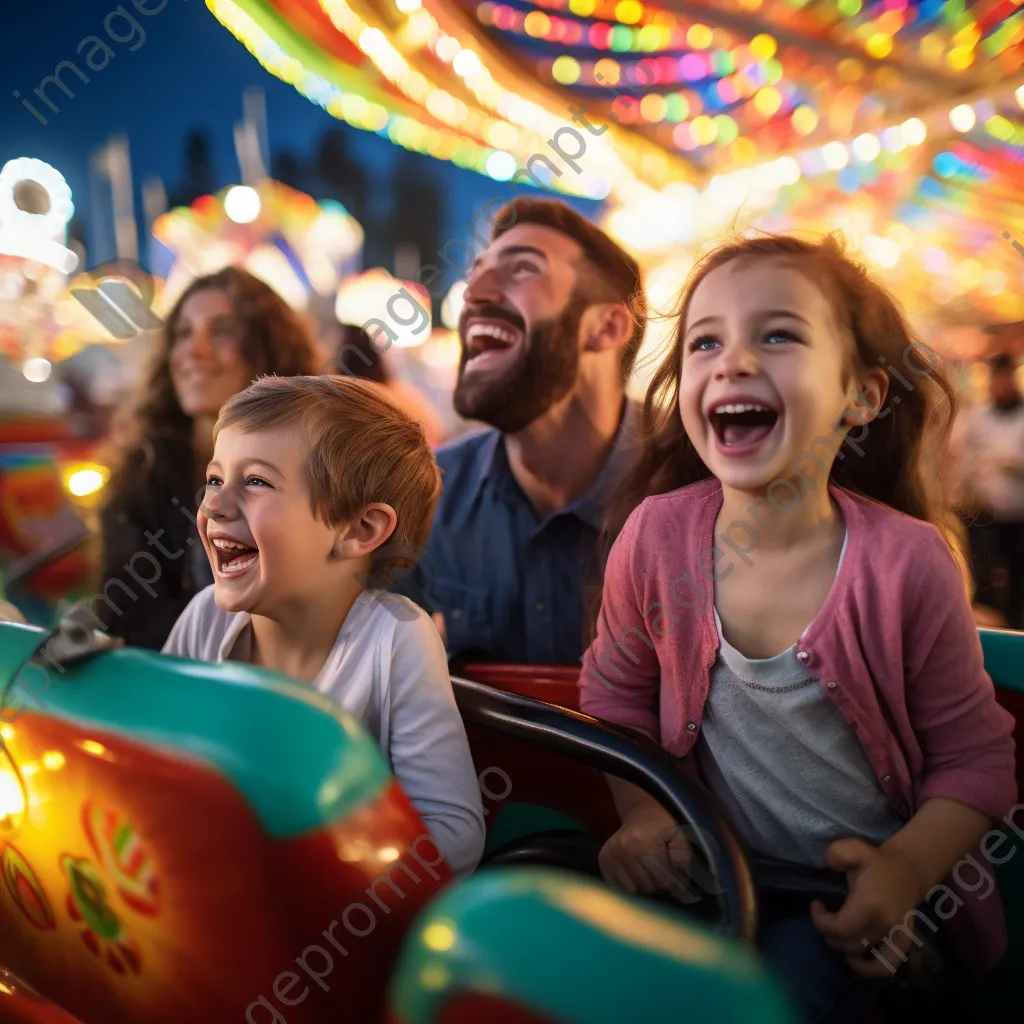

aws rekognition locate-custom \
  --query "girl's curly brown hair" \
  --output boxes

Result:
[98,267,320,647]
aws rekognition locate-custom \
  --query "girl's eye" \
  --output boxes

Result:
[245,476,271,488]
[205,476,222,487]
[688,335,719,352]
[765,328,800,345]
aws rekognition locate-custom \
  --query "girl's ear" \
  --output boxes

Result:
[841,367,889,426]
[332,503,398,560]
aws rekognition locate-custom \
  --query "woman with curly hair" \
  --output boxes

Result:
[96,267,320,649]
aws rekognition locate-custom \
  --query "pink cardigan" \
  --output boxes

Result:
[580,479,1017,971]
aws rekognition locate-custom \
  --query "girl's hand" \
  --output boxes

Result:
[598,802,692,899]
[810,837,924,978]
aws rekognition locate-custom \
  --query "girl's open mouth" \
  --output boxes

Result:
[708,402,780,454]
[211,537,259,578]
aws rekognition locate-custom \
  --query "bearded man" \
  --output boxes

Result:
[397,197,646,664]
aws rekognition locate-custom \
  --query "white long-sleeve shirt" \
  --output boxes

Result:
[162,585,485,875]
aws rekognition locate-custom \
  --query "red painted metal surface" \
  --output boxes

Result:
[459,663,619,841]
[0,970,85,1024]
[0,714,446,1024]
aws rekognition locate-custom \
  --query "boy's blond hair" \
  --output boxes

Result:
[214,375,441,585]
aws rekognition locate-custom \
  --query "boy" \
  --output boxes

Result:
[162,375,485,875]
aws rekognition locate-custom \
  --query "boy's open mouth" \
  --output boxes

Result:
[708,401,780,449]
[211,537,259,577]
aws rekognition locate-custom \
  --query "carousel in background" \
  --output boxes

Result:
[0,157,121,625]
[206,0,1024,392]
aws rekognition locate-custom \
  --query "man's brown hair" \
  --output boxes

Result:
[214,375,441,585]
[491,197,647,379]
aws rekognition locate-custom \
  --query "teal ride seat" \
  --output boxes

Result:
[387,867,796,1024]
[0,622,445,1024]
[979,628,1024,1014]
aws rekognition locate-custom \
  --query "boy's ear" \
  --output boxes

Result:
[333,503,398,559]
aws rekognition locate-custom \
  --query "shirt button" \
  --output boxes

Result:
[826,680,836,690]
[450,608,462,620]
[797,650,810,662]
[883,775,891,783]
[686,721,696,731]
[534,601,545,613]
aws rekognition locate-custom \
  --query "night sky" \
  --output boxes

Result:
[1,0,596,271]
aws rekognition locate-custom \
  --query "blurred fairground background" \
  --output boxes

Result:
[0,0,1021,625]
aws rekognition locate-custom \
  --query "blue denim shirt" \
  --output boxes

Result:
[395,403,639,665]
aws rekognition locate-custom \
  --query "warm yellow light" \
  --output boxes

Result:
[749,34,777,61]
[594,57,621,86]
[1017,85,1024,110]
[41,750,66,771]
[687,24,713,50]
[791,105,818,136]
[378,846,400,862]
[0,726,13,743]
[64,463,108,497]
[865,33,893,59]
[837,58,863,82]
[79,740,109,758]
[689,115,717,145]
[523,11,551,38]
[864,235,900,269]
[615,0,644,25]
[919,33,945,64]
[423,921,457,952]
[949,104,975,132]
[822,142,849,170]
[552,55,581,85]
[901,117,927,146]
[640,94,667,123]
[0,766,25,827]
[753,86,781,117]
[569,0,596,15]
[946,46,974,71]
[395,0,420,11]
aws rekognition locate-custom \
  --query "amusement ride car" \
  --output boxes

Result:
[0,620,1021,1023]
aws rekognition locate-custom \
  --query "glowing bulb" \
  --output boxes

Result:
[0,767,25,828]
[23,357,51,383]
[224,185,261,224]
[1017,85,1024,110]
[949,104,975,133]
[67,469,105,497]
[822,142,849,170]
[901,118,927,146]
[485,151,516,181]
[452,49,481,78]
[395,0,421,11]
[851,133,881,163]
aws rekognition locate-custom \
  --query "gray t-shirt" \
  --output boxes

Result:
[162,585,485,875]
[697,542,903,866]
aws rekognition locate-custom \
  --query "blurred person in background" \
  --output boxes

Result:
[94,267,320,649]
[958,352,1024,629]
[331,322,444,447]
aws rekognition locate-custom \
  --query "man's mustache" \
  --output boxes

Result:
[458,304,526,335]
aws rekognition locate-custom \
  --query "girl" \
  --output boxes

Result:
[98,268,320,649]
[579,234,1017,1022]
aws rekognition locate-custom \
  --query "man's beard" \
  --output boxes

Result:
[454,292,587,434]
